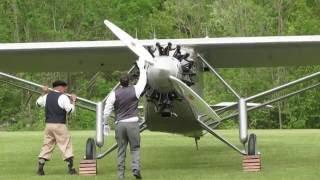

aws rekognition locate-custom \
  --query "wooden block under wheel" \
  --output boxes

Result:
[79,159,97,176]
[242,155,261,172]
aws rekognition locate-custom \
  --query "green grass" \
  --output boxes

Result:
[1,130,320,180]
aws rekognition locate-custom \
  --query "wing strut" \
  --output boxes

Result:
[198,54,241,99]
[0,72,97,111]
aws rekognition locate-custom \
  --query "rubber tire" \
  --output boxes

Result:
[248,134,257,155]
[85,138,96,160]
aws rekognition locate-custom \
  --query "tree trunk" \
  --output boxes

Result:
[11,0,20,42]
[277,0,284,129]
[278,103,283,129]
[277,0,283,35]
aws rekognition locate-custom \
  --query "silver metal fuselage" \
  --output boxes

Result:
[144,53,204,137]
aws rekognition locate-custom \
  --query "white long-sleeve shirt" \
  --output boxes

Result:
[103,68,147,124]
[36,94,75,113]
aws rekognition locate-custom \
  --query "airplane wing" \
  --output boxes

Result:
[0,41,136,72]
[147,36,320,67]
[1,35,320,71]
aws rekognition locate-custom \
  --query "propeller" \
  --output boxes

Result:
[104,20,154,65]
[169,76,221,122]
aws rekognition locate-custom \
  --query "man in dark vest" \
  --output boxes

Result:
[103,59,147,180]
[36,80,77,176]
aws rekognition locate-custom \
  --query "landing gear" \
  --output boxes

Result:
[79,138,98,176]
[243,134,261,172]
[85,138,96,160]
[247,134,257,155]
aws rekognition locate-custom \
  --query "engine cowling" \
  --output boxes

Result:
[147,56,182,93]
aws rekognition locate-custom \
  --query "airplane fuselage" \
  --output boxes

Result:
[143,47,204,138]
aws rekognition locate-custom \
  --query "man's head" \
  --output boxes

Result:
[119,74,129,87]
[52,80,68,93]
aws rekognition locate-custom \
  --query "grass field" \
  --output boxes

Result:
[1,130,320,180]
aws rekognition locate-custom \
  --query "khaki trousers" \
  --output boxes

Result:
[38,123,74,160]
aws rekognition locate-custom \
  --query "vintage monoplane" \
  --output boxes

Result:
[1,20,320,171]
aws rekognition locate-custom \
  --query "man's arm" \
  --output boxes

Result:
[134,59,147,98]
[36,86,49,107]
[36,95,47,107]
[103,91,116,125]
[58,95,75,113]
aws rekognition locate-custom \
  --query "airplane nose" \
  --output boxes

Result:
[147,56,181,93]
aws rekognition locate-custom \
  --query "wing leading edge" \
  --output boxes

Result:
[1,35,320,72]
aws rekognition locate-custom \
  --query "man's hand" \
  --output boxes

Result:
[70,94,77,103]
[104,124,111,136]
[42,86,49,94]
[136,59,145,69]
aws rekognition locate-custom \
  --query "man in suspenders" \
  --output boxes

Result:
[103,59,147,180]
[36,80,77,175]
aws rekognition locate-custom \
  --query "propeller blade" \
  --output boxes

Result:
[169,76,221,121]
[104,20,154,65]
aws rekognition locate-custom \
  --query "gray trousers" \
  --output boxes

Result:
[115,121,141,178]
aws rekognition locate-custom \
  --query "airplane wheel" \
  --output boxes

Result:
[85,138,96,160]
[248,134,257,155]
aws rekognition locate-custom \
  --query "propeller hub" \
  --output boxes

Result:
[147,56,181,93]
